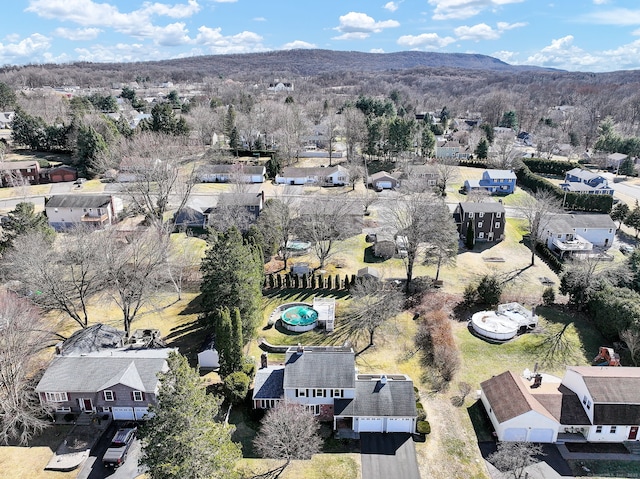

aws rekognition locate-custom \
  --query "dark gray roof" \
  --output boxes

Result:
[547,213,615,232]
[59,324,125,356]
[46,194,113,209]
[566,168,601,181]
[35,349,172,394]
[199,164,265,175]
[594,404,640,425]
[369,171,397,181]
[334,377,417,417]
[280,166,344,177]
[458,201,505,213]
[534,385,591,425]
[283,347,355,389]
[215,193,263,207]
[252,366,285,400]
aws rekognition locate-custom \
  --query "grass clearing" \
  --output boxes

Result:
[568,459,640,478]
[237,454,361,479]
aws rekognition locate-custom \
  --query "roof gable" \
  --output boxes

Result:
[46,195,113,209]
[334,377,417,417]
[283,347,355,389]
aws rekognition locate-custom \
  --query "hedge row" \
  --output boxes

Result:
[264,272,360,291]
[534,242,564,273]
[523,158,577,176]
[516,164,613,213]
[458,160,488,169]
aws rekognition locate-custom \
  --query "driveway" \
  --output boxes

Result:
[479,442,574,479]
[76,424,145,479]
[360,433,420,479]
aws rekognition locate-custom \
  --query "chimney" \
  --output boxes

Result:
[380,374,387,385]
[260,352,268,369]
[296,343,304,354]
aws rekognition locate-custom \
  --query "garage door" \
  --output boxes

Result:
[503,428,527,441]
[134,407,150,420]
[528,428,554,443]
[377,181,393,189]
[385,418,414,433]
[111,407,135,420]
[356,417,384,433]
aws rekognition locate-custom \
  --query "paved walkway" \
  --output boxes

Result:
[556,443,640,462]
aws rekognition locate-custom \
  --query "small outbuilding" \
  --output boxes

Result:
[197,339,220,369]
[357,267,380,281]
[368,171,399,190]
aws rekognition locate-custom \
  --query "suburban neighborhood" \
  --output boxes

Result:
[3,48,640,479]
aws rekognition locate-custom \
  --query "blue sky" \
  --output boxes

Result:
[2,0,640,72]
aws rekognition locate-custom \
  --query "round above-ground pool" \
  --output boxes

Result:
[281,304,319,332]
[471,311,518,341]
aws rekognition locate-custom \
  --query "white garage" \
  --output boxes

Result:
[385,418,415,433]
[503,428,527,442]
[111,407,135,420]
[376,181,393,189]
[134,407,150,420]
[528,428,555,443]
[354,417,384,433]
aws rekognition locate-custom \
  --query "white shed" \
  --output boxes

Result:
[197,340,219,369]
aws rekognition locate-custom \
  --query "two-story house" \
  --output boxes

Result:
[0,160,41,187]
[36,346,174,421]
[275,166,349,186]
[542,213,616,258]
[464,169,517,195]
[480,367,640,444]
[252,346,417,434]
[45,194,124,231]
[453,201,506,243]
[561,168,614,196]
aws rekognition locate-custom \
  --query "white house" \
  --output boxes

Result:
[45,195,124,231]
[543,213,616,258]
[481,367,640,444]
[252,346,417,434]
[275,166,348,186]
[197,164,266,184]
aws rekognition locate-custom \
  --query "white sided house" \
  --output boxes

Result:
[252,346,417,434]
[45,194,124,231]
[481,367,640,444]
[275,166,349,186]
[197,164,266,183]
[543,213,616,258]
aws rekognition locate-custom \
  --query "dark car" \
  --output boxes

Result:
[102,427,136,468]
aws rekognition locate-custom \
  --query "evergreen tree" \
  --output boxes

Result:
[465,221,475,250]
[201,227,263,339]
[619,157,635,177]
[0,82,16,110]
[215,308,233,377]
[139,352,241,479]
[0,202,55,252]
[611,202,630,230]
[230,308,244,374]
[75,124,107,175]
[475,138,489,160]
[625,201,640,238]
[421,127,436,158]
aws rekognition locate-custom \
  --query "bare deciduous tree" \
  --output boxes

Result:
[258,191,299,270]
[341,105,366,163]
[518,190,562,266]
[0,291,53,445]
[253,402,322,467]
[488,442,544,479]
[621,328,640,366]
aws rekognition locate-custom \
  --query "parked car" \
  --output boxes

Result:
[620,244,635,255]
[102,427,136,468]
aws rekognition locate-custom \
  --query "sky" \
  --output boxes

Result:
[3,0,640,72]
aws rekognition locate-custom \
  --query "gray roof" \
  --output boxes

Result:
[485,169,516,179]
[565,168,602,181]
[46,194,113,209]
[252,366,285,400]
[562,182,611,193]
[334,377,417,417]
[280,166,344,178]
[283,347,356,389]
[568,367,640,404]
[369,171,397,182]
[59,324,125,356]
[458,201,505,213]
[214,192,263,208]
[35,348,172,394]
[547,213,615,232]
[199,164,265,175]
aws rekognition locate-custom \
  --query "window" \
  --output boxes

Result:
[479,212,484,218]
[332,389,342,398]
[496,212,502,218]
[305,404,321,416]
[45,392,68,402]
[103,390,115,401]
[132,391,144,402]
[596,425,603,434]
[478,222,483,228]
[582,395,587,405]
[609,229,613,234]
[495,222,501,229]
[610,426,617,434]
[469,212,474,218]
[315,389,324,398]
[298,389,307,397]
[586,399,591,410]
[478,232,484,239]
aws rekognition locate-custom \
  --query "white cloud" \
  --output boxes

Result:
[593,0,609,4]
[492,50,517,63]
[195,26,266,54]
[140,0,200,18]
[209,0,238,2]
[397,32,456,49]
[53,27,101,41]
[75,42,163,62]
[370,48,385,53]
[253,17,267,22]
[454,21,526,41]
[334,11,400,40]
[384,2,399,12]
[0,33,51,63]
[427,0,524,21]
[579,8,640,25]
[154,22,192,46]
[525,35,600,70]
[281,40,316,49]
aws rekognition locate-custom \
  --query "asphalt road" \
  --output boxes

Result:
[360,433,421,479]
[76,424,144,479]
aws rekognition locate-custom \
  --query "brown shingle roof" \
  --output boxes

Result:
[567,366,640,403]
[534,385,591,425]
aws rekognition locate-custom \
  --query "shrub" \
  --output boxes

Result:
[223,371,250,405]
[542,287,555,306]
[476,274,502,306]
[416,406,427,422]
[416,420,431,435]
[242,358,256,379]
[462,283,477,306]
[535,242,563,273]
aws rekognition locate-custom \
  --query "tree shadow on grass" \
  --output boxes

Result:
[165,319,209,366]
[467,400,495,443]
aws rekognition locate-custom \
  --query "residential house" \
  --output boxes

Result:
[373,231,397,259]
[45,194,124,231]
[453,201,506,243]
[435,140,461,160]
[174,192,264,229]
[542,213,616,258]
[252,346,417,434]
[0,160,40,187]
[464,169,517,195]
[197,164,266,184]
[39,165,78,184]
[0,111,15,128]
[607,153,629,170]
[276,166,349,186]
[267,81,294,92]
[405,165,439,190]
[480,367,640,443]
[35,347,174,421]
[561,168,614,196]
[368,171,399,190]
